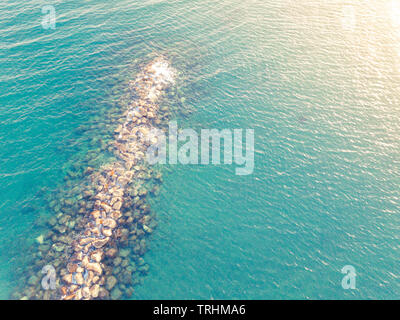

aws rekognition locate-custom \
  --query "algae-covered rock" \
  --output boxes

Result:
[114,257,122,266]
[106,276,117,291]
[53,243,65,252]
[110,287,122,300]
[120,270,132,285]
[28,275,39,286]
[143,225,153,234]
[139,264,149,275]
[119,249,130,258]
[35,234,44,245]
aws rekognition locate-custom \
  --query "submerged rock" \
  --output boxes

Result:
[35,235,44,245]
[105,248,118,258]
[110,287,122,300]
[143,225,153,234]
[106,276,117,291]
[119,249,130,258]
[27,275,38,286]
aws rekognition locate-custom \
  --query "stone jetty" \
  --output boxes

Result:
[11,57,176,300]
[60,57,175,300]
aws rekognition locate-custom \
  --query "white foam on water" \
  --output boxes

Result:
[151,59,175,85]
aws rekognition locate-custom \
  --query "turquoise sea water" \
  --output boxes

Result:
[1,0,400,299]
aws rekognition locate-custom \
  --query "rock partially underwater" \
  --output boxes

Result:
[11,57,176,300]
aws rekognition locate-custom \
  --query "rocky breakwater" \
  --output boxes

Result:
[56,57,175,300]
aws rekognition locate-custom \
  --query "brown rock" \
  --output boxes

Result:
[91,250,103,262]
[103,218,117,229]
[87,262,102,275]
[82,255,90,267]
[74,289,83,300]
[90,210,101,219]
[99,288,109,299]
[75,272,84,286]
[76,267,84,273]
[67,263,78,273]
[93,238,109,248]
[106,248,118,258]
[79,237,95,246]
[90,284,100,298]
[87,271,94,286]
[110,197,121,206]
[102,228,113,237]
[64,293,76,300]
[69,285,79,293]
[90,227,101,236]
[62,274,73,284]
[111,211,122,220]
[113,201,122,210]
[101,203,112,213]
[82,286,90,299]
